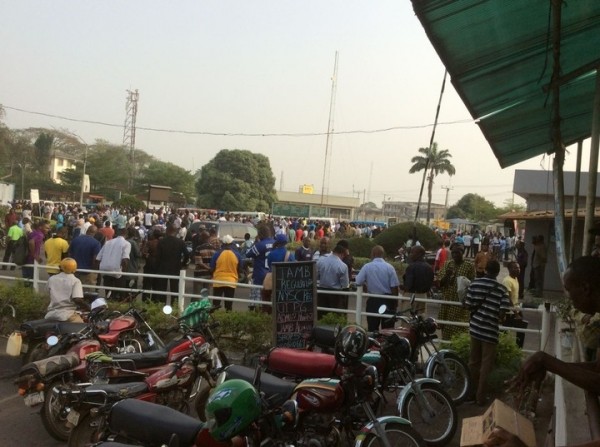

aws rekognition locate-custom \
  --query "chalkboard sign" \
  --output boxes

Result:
[272,260,317,348]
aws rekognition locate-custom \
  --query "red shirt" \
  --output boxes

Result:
[99,226,115,241]
[295,228,303,242]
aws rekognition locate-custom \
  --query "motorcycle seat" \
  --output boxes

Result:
[109,398,203,446]
[20,319,87,338]
[111,349,170,370]
[265,347,337,379]
[85,382,149,400]
[225,364,296,408]
[309,325,337,350]
[21,353,80,379]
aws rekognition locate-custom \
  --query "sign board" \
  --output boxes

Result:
[30,189,40,204]
[272,261,317,348]
[0,182,15,205]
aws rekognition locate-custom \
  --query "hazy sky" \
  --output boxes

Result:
[1,1,594,208]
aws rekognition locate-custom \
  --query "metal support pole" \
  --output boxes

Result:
[569,141,583,263]
[541,303,551,351]
[583,71,600,255]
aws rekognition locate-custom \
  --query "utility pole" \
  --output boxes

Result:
[320,51,339,206]
[441,185,453,209]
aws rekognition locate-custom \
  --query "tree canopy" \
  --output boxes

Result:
[195,149,276,212]
[446,193,499,222]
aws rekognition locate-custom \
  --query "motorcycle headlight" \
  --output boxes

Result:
[423,317,438,336]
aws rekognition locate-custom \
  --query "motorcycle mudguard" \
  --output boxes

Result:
[354,415,412,447]
[423,349,453,378]
[20,352,80,379]
[395,377,441,412]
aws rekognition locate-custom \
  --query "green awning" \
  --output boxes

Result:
[412,0,600,168]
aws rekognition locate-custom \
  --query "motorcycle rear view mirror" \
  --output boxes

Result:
[163,305,173,315]
[46,335,59,346]
[378,304,388,315]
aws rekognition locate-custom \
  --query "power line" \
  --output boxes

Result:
[2,104,474,138]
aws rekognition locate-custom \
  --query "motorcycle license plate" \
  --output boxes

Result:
[20,342,28,354]
[24,391,44,407]
[67,409,80,426]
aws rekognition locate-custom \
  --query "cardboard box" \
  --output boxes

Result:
[460,399,536,447]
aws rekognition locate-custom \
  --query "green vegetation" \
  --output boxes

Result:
[408,142,456,225]
[195,149,277,212]
[448,331,523,391]
[0,283,48,335]
[374,222,439,254]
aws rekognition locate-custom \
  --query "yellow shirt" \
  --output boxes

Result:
[212,249,239,288]
[502,275,519,307]
[44,237,69,274]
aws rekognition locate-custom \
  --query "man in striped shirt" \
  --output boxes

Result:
[464,259,511,406]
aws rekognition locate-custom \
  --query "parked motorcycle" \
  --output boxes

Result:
[307,297,472,405]
[60,331,218,446]
[263,325,457,446]
[14,300,225,441]
[18,292,164,364]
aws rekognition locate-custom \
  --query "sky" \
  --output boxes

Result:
[1,1,595,208]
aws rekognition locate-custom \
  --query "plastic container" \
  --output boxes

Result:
[6,331,22,356]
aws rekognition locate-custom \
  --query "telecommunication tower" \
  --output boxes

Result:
[123,89,139,188]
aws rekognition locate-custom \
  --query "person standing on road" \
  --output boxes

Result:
[23,221,49,285]
[69,225,101,287]
[210,235,242,311]
[155,223,189,306]
[44,227,69,277]
[355,245,400,331]
[96,227,131,300]
[402,245,434,314]
[464,260,510,406]
[246,225,274,307]
[437,244,475,340]
[2,220,23,270]
[316,244,350,320]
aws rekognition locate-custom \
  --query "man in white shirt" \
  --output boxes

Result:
[45,258,85,322]
[96,227,131,299]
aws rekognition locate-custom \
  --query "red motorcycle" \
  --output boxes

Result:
[15,303,225,441]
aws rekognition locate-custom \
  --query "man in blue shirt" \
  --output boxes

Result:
[316,244,349,320]
[355,245,400,331]
[247,225,274,308]
[68,225,102,287]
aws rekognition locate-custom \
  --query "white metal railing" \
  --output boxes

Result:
[0,260,550,350]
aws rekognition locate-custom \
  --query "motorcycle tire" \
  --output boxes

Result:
[428,352,471,405]
[194,382,212,422]
[360,422,426,447]
[40,380,72,441]
[68,413,106,447]
[22,340,48,365]
[400,383,457,447]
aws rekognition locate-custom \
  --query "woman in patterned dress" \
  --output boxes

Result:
[437,244,475,340]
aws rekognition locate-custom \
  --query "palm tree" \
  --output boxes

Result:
[409,142,456,225]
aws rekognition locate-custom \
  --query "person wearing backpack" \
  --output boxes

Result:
[2,221,23,270]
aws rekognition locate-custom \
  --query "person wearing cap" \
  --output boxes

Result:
[209,235,243,311]
[45,258,86,322]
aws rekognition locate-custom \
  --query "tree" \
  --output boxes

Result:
[409,142,456,225]
[34,132,54,177]
[195,149,276,212]
[447,193,498,222]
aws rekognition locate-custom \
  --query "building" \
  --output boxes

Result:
[503,169,600,291]
[382,200,446,224]
[48,150,78,184]
[273,190,360,220]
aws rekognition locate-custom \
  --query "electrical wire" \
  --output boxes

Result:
[1,104,474,138]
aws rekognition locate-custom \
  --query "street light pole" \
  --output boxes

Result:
[79,144,88,206]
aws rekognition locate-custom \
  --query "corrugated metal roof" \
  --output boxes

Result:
[500,206,600,220]
[412,0,600,168]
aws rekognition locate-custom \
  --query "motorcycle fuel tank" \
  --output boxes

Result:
[168,335,206,363]
[294,378,343,412]
[379,327,417,348]
[108,315,137,332]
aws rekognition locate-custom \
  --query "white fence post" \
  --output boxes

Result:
[355,287,363,325]
[33,262,40,292]
[179,269,187,314]
[541,302,551,351]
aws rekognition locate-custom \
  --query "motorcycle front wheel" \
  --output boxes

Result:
[68,413,106,447]
[400,383,457,447]
[429,352,471,405]
[40,380,72,441]
[360,422,426,447]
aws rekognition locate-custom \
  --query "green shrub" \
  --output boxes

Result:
[346,237,376,258]
[213,309,272,354]
[353,257,370,270]
[448,331,523,391]
[319,312,353,326]
[0,283,49,334]
[374,222,439,255]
